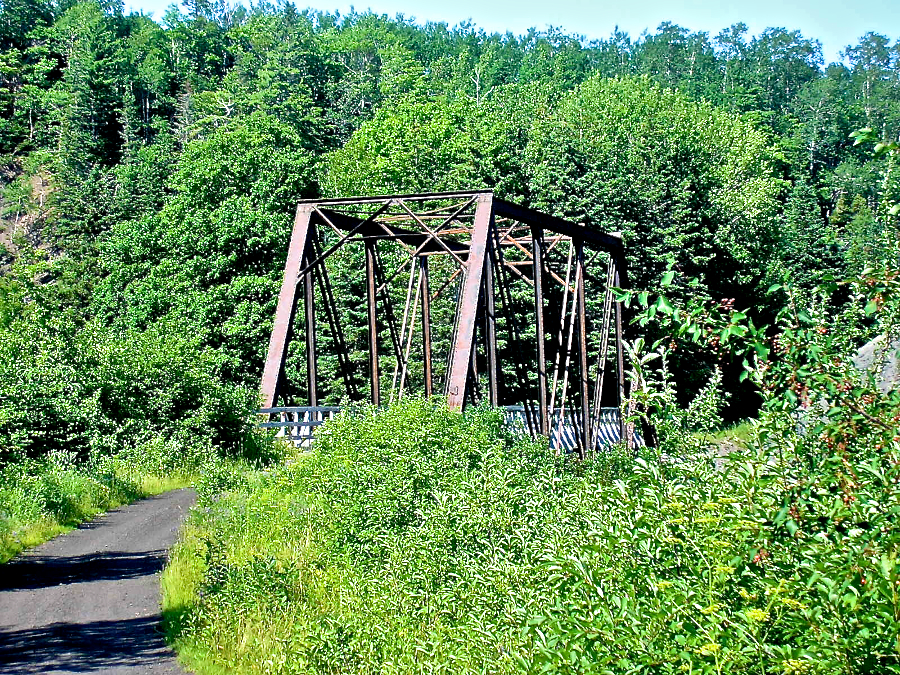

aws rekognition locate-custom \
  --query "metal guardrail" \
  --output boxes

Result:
[257,406,341,446]
[502,406,640,452]
[258,405,638,451]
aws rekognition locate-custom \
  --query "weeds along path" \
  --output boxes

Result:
[0,488,196,674]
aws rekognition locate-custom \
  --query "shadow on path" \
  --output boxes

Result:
[1,550,168,592]
[0,488,195,674]
[0,617,174,673]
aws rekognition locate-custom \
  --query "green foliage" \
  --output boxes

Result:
[780,177,845,289]
[0,309,258,463]
[165,400,601,674]
[324,96,481,196]
[95,112,317,385]
[323,76,786,407]
[526,75,783,301]
[590,162,900,670]
[165,322,900,674]
[0,451,140,561]
[0,4,899,670]
[164,131,900,670]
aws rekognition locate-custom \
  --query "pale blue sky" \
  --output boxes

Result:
[125,0,899,65]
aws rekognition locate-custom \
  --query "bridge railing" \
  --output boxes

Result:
[502,406,640,452]
[257,406,341,446]
[259,405,638,452]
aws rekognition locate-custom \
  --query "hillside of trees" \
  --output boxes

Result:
[1,2,898,432]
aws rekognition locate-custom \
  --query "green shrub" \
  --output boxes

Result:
[167,342,900,675]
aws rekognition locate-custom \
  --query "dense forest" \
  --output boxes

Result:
[1,1,898,438]
[1,1,900,672]
[1,1,899,407]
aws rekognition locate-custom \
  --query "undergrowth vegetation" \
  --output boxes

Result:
[163,239,899,674]
[0,432,283,562]
[163,338,900,675]
[163,401,604,673]
[0,265,282,561]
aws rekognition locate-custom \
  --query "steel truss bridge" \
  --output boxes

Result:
[259,190,632,456]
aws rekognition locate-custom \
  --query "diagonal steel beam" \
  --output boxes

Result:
[403,196,477,260]
[446,194,493,409]
[261,204,314,408]
[296,201,393,278]
[312,209,470,258]
[396,199,468,267]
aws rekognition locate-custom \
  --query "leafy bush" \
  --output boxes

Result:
[556,223,898,673]
[165,255,900,675]
[0,314,260,463]
[94,112,318,387]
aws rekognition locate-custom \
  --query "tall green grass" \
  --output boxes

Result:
[0,436,234,562]
[162,400,653,673]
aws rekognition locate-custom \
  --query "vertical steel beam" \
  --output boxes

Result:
[260,205,314,408]
[366,239,380,407]
[576,239,590,458]
[614,255,628,446]
[419,255,433,397]
[484,241,499,407]
[532,226,549,435]
[304,260,318,407]
[447,193,493,409]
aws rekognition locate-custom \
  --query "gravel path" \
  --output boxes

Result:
[0,489,196,674]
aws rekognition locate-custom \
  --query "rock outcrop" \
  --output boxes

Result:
[853,335,900,393]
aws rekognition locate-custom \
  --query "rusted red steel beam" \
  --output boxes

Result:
[260,205,314,409]
[446,193,493,409]
[493,199,623,253]
[532,226,549,435]
[420,255,433,397]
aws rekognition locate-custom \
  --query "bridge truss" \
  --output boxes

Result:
[260,190,630,456]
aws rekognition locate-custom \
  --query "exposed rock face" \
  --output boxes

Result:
[853,335,900,393]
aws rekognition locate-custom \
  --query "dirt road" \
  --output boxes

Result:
[0,489,196,674]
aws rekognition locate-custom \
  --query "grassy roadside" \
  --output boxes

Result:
[706,420,753,445]
[159,401,628,674]
[2,429,286,564]
[0,435,226,563]
[0,456,195,563]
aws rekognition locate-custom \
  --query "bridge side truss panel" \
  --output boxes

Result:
[260,191,630,455]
